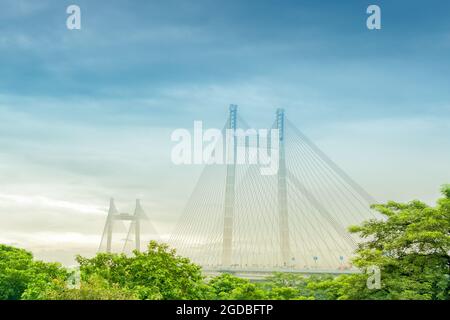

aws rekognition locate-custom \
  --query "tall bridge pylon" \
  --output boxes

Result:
[276,108,290,266]
[170,105,380,272]
[222,104,237,267]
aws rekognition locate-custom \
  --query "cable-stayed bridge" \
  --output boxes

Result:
[169,105,379,274]
[99,105,379,275]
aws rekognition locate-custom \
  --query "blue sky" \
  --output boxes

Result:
[0,0,449,264]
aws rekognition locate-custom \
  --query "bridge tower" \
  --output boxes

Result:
[103,198,144,253]
[276,108,291,266]
[106,198,118,253]
[133,199,146,252]
[221,104,237,266]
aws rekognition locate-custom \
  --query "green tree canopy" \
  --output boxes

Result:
[0,245,67,300]
[34,275,138,300]
[76,241,208,300]
[345,184,450,299]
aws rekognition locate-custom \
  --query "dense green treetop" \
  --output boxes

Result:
[0,244,67,300]
[76,241,208,300]
[346,184,450,299]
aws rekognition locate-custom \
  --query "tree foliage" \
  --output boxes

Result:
[345,184,450,299]
[35,275,138,300]
[76,241,208,300]
[0,245,68,300]
[207,273,268,299]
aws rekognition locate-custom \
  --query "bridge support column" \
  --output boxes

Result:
[106,198,117,253]
[222,104,237,267]
[133,220,140,252]
[134,199,146,252]
[106,222,113,253]
[276,108,291,266]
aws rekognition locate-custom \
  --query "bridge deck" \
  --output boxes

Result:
[203,267,360,277]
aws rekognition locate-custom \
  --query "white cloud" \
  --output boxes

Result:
[1,231,100,247]
[0,193,105,216]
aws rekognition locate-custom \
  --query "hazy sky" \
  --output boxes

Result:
[0,0,449,265]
